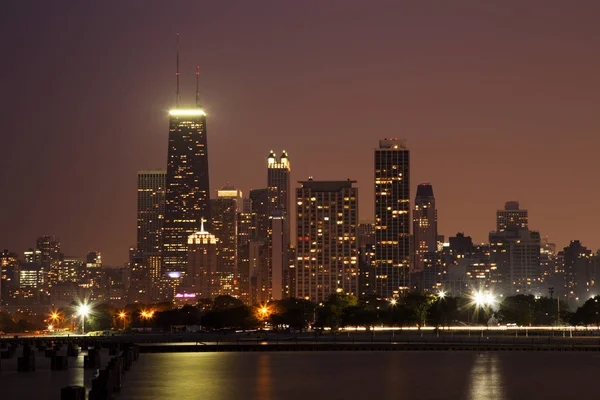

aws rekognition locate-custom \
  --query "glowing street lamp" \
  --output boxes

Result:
[118,312,127,330]
[390,299,398,306]
[77,303,90,334]
[438,291,446,299]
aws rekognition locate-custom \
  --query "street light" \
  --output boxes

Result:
[118,312,127,330]
[390,299,398,306]
[77,303,90,335]
[438,291,446,299]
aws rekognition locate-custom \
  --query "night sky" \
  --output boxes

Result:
[2,1,600,265]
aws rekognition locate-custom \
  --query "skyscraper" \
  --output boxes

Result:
[187,221,219,298]
[211,186,242,297]
[296,179,359,303]
[137,170,166,255]
[412,183,440,292]
[267,150,291,227]
[36,235,60,286]
[162,108,210,276]
[497,201,528,232]
[267,151,291,301]
[237,198,253,303]
[489,202,540,295]
[374,139,410,298]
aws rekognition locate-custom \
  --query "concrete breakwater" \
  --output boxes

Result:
[0,339,140,400]
[138,342,600,353]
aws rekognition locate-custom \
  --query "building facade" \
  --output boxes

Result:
[374,139,410,298]
[296,179,359,303]
[137,170,166,255]
[162,109,211,277]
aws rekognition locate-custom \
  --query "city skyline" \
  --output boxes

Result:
[4,1,600,264]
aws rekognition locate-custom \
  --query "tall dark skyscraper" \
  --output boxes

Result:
[137,170,166,255]
[267,150,291,226]
[412,183,441,292]
[36,235,60,286]
[374,139,410,298]
[211,186,242,297]
[162,107,210,275]
[267,150,291,301]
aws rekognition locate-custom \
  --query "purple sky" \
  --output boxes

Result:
[2,1,600,264]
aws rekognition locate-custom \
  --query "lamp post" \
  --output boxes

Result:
[119,312,127,330]
[77,303,90,335]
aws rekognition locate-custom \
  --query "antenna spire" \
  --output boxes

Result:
[176,33,180,107]
[196,65,200,107]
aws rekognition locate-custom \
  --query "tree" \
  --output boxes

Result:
[428,296,459,327]
[315,293,358,331]
[404,293,436,327]
[571,296,600,326]
[495,295,536,326]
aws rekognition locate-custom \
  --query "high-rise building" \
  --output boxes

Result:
[36,236,60,286]
[489,202,540,295]
[162,108,211,277]
[1,250,19,304]
[267,150,291,230]
[374,138,410,298]
[250,189,269,241]
[562,240,595,302]
[358,223,376,298]
[296,179,359,303]
[267,151,291,301]
[412,184,440,292]
[237,198,253,303]
[211,186,242,297]
[187,221,219,298]
[249,188,270,303]
[137,170,166,255]
[497,201,528,232]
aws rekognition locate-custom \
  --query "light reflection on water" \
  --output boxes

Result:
[116,352,600,400]
[468,353,505,400]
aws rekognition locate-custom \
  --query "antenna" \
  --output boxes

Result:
[176,33,180,107]
[196,65,200,107]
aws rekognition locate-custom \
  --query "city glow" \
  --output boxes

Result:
[168,109,205,116]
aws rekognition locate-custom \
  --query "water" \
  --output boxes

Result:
[117,352,600,400]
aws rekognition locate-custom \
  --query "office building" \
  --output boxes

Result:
[374,139,410,298]
[497,201,528,232]
[162,108,211,276]
[412,184,441,292]
[211,186,242,297]
[36,236,61,286]
[137,170,166,255]
[296,179,359,303]
[187,221,219,298]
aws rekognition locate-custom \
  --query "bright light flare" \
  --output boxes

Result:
[48,325,54,331]
[472,291,495,307]
[77,303,90,317]
[390,299,398,306]
[119,312,126,319]
[438,291,446,299]
[51,312,59,321]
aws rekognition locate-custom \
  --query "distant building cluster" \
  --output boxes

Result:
[3,76,599,315]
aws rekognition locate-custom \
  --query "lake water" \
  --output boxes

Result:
[116,352,600,400]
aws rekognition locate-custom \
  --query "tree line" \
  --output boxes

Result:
[4,294,600,333]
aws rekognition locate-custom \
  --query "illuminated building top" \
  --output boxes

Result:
[169,109,206,116]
